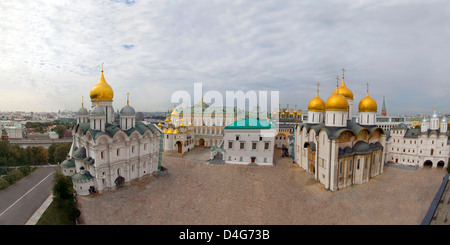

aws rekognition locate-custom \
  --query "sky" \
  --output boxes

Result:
[0,0,449,116]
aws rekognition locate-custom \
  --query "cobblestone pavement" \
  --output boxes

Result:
[78,149,447,225]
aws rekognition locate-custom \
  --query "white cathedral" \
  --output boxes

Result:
[295,70,386,191]
[60,68,163,196]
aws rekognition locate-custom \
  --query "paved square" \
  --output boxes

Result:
[78,149,447,225]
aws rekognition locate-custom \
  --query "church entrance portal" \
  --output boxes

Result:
[115,176,125,188]
[176,141,182,153]
[424,160,433,168]
[199,138,205,147]
[437,161,445,168]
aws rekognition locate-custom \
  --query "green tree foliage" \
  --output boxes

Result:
[3,169,24,185]
[0,178,9,191]
[53,143,72,164]
[52,170,73,207]
[53,125,67,139]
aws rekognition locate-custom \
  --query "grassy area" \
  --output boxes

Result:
[36,199,76,225]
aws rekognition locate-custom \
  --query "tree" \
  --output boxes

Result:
[53,143,72,164]
[0,178,9,191]
[54,125,67,139]
[52,170,73,207]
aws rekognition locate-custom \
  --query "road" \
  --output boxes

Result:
[0,167,56,225]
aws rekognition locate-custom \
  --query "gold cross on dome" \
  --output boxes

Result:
[342,68,346,78]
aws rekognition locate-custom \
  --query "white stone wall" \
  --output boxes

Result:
[224,128,276,165]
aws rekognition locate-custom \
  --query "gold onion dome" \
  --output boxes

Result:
[158,122,162,127]
[338,78,354,100]
[90,69,114,101]
[163,128,167,133]
[180,123,185,127]
[173,129,179,134]
[308,87,325,112]
[164,118,169,122]
[167,128,174,134]
[326,88,349,111]
[171,109,179,116]
[359,85,377,112]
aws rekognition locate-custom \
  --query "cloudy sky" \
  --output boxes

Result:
[1,0,449,116]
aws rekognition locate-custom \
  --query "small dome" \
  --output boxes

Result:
[77,107,88,116]
[180,123,185,127]
[325,88,349,111]
[158,122,162,127]
[308,93,325,112]
[90,105,105,116]
[359,93,377,113]
[90,70,114,101]
[164,118,169,122]
[120,105,136,116]
[167,128,173,134]
[163,128,167,133]
[173,129,179,134]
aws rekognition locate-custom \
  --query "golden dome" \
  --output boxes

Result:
[163,128,167,133]
[293,110,298,114]
[173,129,179,134]
[285,109,289,113]
[338,78,353,100]
[359,88,377,113]
[164,118,169,122]
[188,122,192,126]
[308,92,325,112]
[90,70,114,101]
[167,128,173,134]
[171,109,179,116]
[158,122,162,127]
[325,88,349,111]
[180,123,185,127]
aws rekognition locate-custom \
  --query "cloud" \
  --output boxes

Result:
[0,0,449,116]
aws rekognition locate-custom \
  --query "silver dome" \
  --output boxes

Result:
[120,105,136,116]
[90,105,105,116]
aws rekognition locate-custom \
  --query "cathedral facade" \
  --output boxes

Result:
[60,69,163,196]
[294,70,386,191]
[385,109,449,168]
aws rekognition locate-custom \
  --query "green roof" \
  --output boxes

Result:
[60,158,75,168]
[225,118,273,130]
[71,172,95,182]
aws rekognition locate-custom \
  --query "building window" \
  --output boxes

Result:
[132,146,135,153]
[349,160,352,171]
[144,144,147,150]
[259,136,263,141]
[264,142,269,150]
[101,151,104,159]
[228,141,233,149]
[240,142,245,149]
[252,142,257,150]
[239,157,243,162]
[236,136,239,141]
[339,162,343,174]
[117,149,120,156]
[228,156,231,161]
[357,159,360,170]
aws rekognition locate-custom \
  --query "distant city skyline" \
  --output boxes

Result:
[1,0,449,115]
